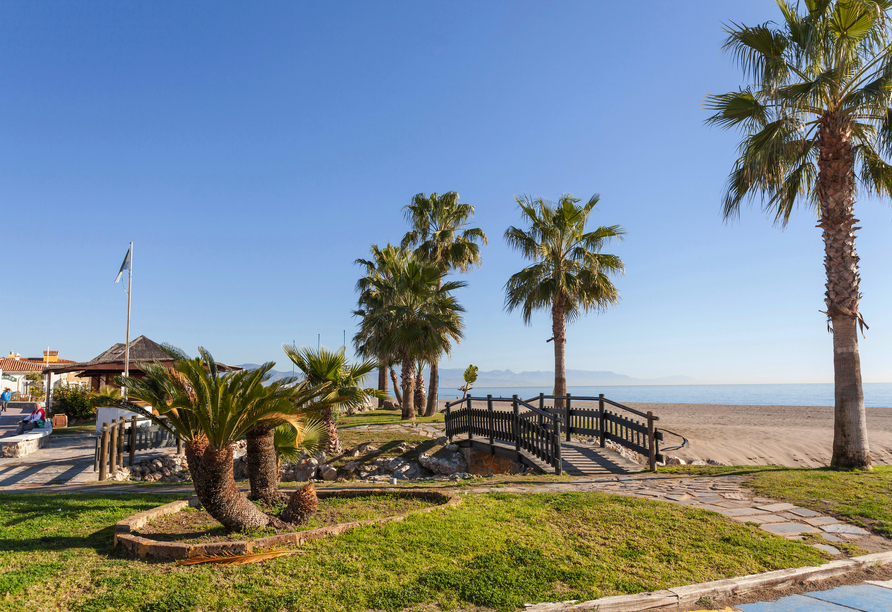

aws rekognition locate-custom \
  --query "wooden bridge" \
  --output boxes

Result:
[444,394,664,476]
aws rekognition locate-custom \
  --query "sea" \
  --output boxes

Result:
[436,383,892,408]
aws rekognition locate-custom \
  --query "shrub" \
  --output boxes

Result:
[52,385,95,421]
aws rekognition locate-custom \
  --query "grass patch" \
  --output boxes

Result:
[137,493,436,543]
[659,464,892,538]
[50,422,97,436]
[338,409,445,428]
[0,491,825,612]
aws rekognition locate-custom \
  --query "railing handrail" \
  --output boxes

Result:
[449,393,658,422]
[448,394,560,422]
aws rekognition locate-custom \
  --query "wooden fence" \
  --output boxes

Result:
[93,416,179,480]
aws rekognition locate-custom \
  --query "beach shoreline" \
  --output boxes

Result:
[435,399,892,468]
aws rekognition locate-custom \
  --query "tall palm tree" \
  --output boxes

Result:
[282,345,383,455]
[117,349,325,529]
[402,192,487,416]
[355,248,466,420]
[504,194,625,408]
[706,0,892,470]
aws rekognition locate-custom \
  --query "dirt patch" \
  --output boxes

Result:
[137,493,436,544]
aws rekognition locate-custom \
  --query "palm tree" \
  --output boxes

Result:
[282,345,383,455]
[117,349,326,529]
[504,194,625,408]
[706,0,892,470]
[355,248,466,420]
[402,192,487,416]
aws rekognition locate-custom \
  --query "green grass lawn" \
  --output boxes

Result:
[0,491,826,612]
[50,421,97,436]
[660,465,892,538]
[338,409,445,428]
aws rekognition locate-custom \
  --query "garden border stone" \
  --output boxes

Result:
[114,488,461,561]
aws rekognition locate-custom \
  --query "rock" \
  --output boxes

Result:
[395,442,411,452]
[434,436,448,446]
[690,460,706,466]
[706,459,725,466]
[339,461,361,479]
[665,457,686,466]
[282,457,318,482]
[355,443,378,455]
[383,400,400,411]
[418,450,468,476]
[445,444,458,451]
[318,465,337,481]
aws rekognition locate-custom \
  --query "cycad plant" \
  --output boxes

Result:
[504,194,625,408]
[118,348,327,529]
[355,247,465,420]
[282,345,383,455]
[706,0,892,469]
[402,192,487,415]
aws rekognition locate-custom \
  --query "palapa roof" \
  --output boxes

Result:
[45,335,242,374]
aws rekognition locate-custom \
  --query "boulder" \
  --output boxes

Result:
[382,400,400,411]
[318,465,337,481]
[665,457,686,466]
[418,450,468,476]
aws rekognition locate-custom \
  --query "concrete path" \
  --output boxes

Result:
[738,581,892,611]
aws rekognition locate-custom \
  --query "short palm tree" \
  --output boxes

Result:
[504,194,625,408]
[402,192,487,416]
[355,248,465,420]
[706,0,892,470]
[282,345,383,455]
[117,348,327,529]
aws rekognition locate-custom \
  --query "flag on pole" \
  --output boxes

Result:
[114,246,132,283]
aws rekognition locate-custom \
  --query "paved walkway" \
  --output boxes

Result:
[739,580,892,611]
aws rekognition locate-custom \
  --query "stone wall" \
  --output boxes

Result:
[459,447,525,476]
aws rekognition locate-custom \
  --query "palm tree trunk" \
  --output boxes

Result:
[819,113,871,470]
[245,426,282,504]
[552,297,567,409]
[322,406,342,455]
[415,366,426,416]
[389,367,403,406]
[425,359,439,417]
[185,439,278,530]
[400,355,416,421]
[378,366,387,408]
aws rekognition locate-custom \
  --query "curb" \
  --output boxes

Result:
[523,551,892,611]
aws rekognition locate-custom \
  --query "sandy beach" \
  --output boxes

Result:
[441,399,892,468]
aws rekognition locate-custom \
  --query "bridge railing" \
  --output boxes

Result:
[445,395,562,474]
[446,393,663,471]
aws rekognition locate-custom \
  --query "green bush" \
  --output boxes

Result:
[52,385,95,421]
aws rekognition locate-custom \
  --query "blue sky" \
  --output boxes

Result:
[2,0,891,384]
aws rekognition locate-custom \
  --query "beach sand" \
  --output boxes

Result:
[438,399,892,468]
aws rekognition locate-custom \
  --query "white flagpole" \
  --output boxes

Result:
[124,242,133,398]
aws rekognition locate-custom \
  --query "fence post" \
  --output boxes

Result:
[467,397,473,441]
[553,411,562,475]
[446,401,452,443]
[129,416,137,466]
[487,395,493,446]
[566,393,572,442]
[599,394,606,448]
[98,424,109,481]
[117,417,125,470]
[647,411,657,472]
[108,420,117,477]
[512,395,520,453]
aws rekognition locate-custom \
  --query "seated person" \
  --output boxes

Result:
[11,405,46,436]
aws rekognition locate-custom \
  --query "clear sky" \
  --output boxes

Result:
[2,0,891,384]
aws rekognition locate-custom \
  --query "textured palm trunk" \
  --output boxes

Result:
[425,359,439,417]
[552,297,568,409]
[415,367,426,416]
[185,439,278,530]
[246,426,281,504]
[818,114,871,471]
[400,354,416,421]
[378,367,387,408]
[282,482,318,525]
[389,368,403,406]
[322,406,342,455]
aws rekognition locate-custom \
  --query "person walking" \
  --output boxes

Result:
[0,388,10,413]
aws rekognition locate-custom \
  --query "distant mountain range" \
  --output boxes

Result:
[239,363,694,389]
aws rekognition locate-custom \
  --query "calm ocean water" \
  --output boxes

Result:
[437,383,892,408]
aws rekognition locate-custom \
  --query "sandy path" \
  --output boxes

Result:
[438,399,892,468]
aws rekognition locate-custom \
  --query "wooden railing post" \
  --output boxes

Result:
[446,401,452,443]
[512,395,520,453]
[647,411,656,472]
[553,411,562,475]
[599,394,606,448]
[129,416,137,466]
[98,424,109,481]
[117,417,125,470]
[108,420,117,477]
[467,397,473,441]
[566,393,572,442]
[487,395,493,446]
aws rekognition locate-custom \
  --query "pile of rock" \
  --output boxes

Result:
[279,455,338,482]
[130,455,190,483]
